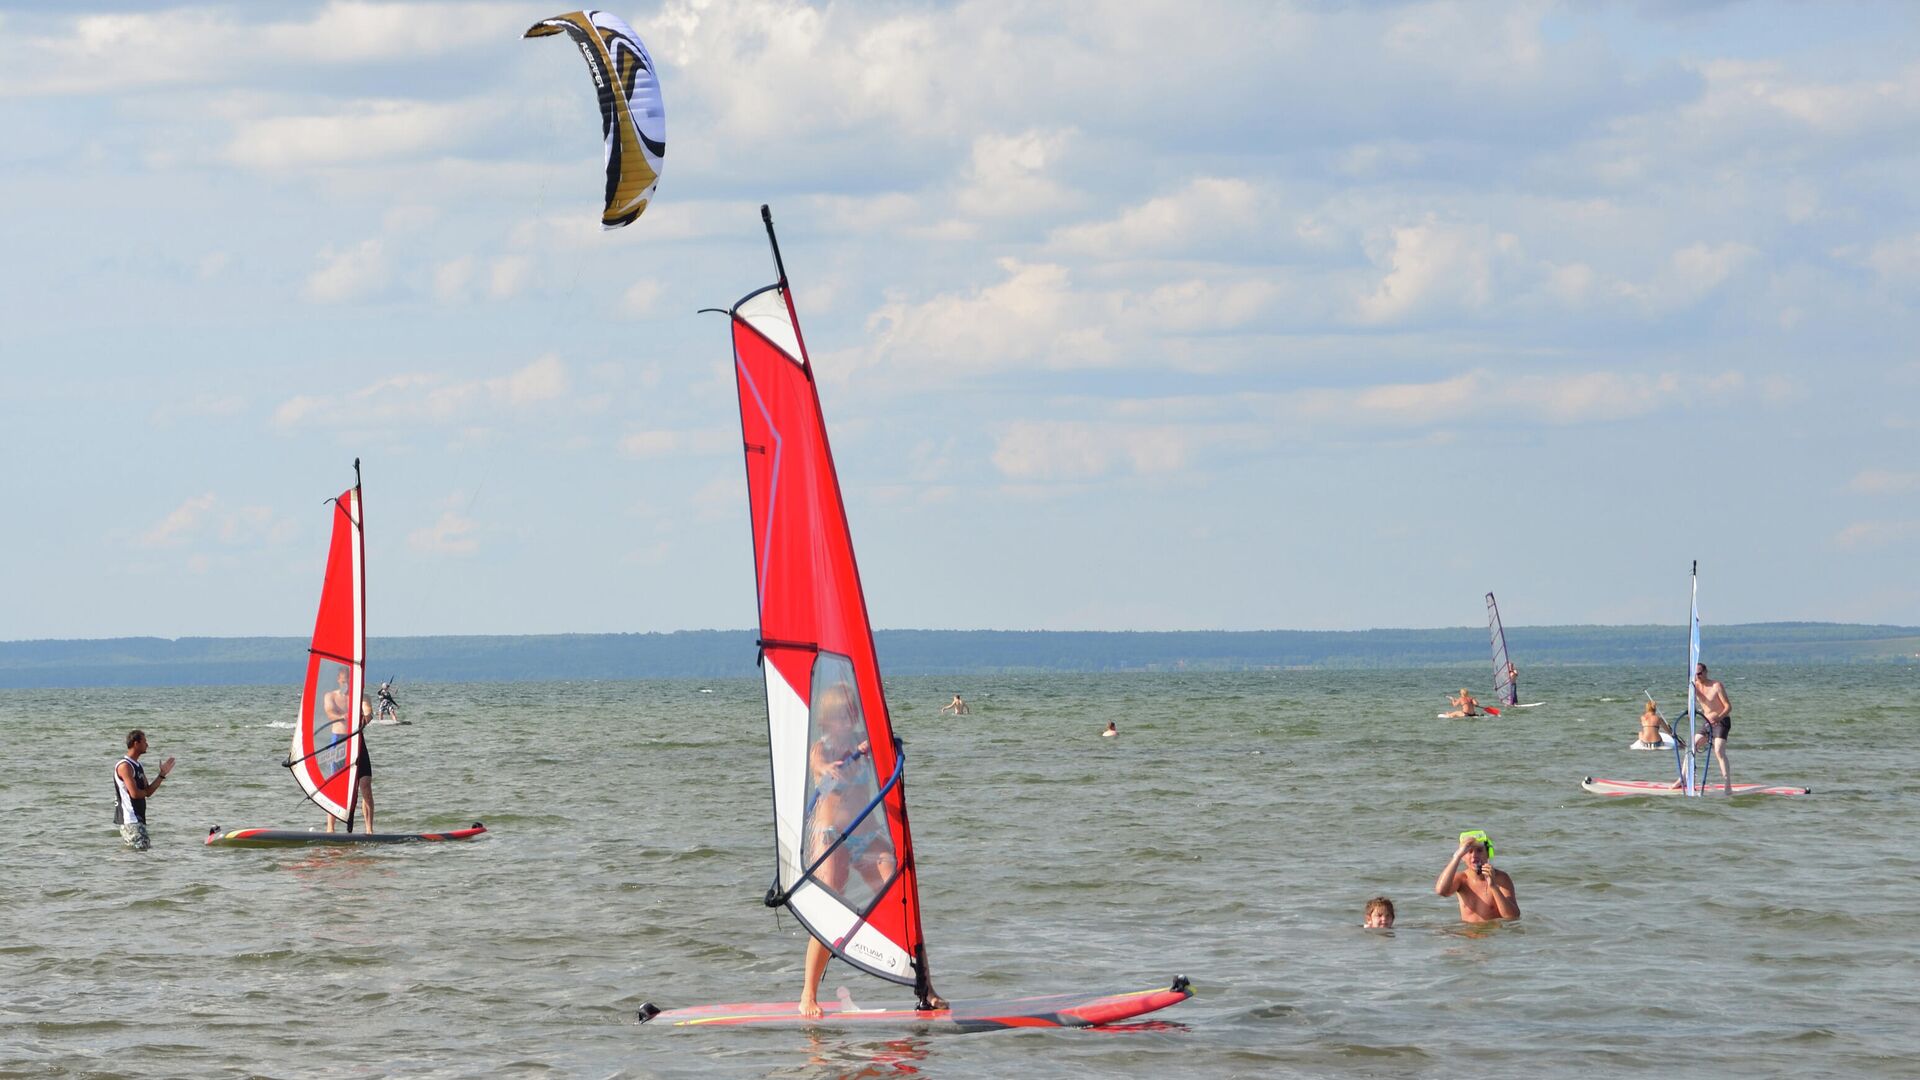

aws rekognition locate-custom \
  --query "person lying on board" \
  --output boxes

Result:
[1363,896,1395,929]
[1442,689,1486,718]
[1434,831,1519,923]
[1637,700,1677,746]
[1669,663,1733,794]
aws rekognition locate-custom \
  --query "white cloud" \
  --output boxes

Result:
[304,238,388,303]
[1274,368,1752,429]
[1833,520,1920,552]
[138,493,217,548]
[432,256,475,302]
[858,259,1115,376]
[488,255,533,300]
[1,3,524,97]
[1356,217,1522,324]
[1848,469,1920,496]
[274,355,572,430]
[1049,177,1265,259]
[228,99,484,171]
[489,354,568,406]
[619,428,733,459]
[408,510,479,555]
[134,493,293,549]
[955,129,1078,219]
[621,279,663,316]
[992,420,1192,481]
[1840,232,1920,288]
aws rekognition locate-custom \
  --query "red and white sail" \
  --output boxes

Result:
[727,210,932,997]
[288,467,366,826]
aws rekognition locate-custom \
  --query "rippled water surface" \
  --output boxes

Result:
[3,665,1917,1078]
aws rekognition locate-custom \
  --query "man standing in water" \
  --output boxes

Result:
[321,668,374,833]
[940,693,969,715]
[1672,663,1733,794]
[1434,831,1519,922]
[114,730,174,850]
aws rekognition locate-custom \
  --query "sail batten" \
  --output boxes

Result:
[728,222,929,993]
[287,470,366,826]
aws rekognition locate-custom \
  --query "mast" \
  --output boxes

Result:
[348,459,365,830]
[1674,557,1704,795]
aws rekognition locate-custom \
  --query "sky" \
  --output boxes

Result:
[1,0,1917,639]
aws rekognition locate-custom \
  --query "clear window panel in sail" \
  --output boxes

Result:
[310,659,355,784]
[802,653,897,913]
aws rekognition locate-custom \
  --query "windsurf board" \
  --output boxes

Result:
[639,977,1193,1031]
[206,823,487,846]
[1580,777,1808,797]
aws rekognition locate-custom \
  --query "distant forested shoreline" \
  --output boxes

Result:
[0,624,1914,689]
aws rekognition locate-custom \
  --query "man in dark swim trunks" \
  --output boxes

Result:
[1671,663,1732,794]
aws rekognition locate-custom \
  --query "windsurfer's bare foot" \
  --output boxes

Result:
[799,996,822,1019]
[924,992,948,1011]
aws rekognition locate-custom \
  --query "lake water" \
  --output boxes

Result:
[3,664,1916,1078]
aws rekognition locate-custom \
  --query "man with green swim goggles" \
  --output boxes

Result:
[1434,830,1520,923]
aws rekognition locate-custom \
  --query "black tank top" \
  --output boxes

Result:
[114,756,146,825]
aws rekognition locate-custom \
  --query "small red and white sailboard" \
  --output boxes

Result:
[207,461,484,847]
[638,207,1190,1030]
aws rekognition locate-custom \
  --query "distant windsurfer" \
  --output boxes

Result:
[114,729,174,851]
[1504,661,1519,703]
[1434,831,1519,922]
[376,679,400,723]
[1670,663,1733,794]
[1102,722,1118,738]
[1442,689,1485,718]
[322,668,374,833]
[940,693,969,716]
[1637,700,1676,747]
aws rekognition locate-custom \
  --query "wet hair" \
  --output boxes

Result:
[126,729,146,749]
[1365,896,1395,920]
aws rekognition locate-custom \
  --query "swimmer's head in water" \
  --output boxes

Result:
[1364,896,1395,928]
[1458,829,1494,860]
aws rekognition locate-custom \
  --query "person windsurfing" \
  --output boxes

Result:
[376,679,400,723]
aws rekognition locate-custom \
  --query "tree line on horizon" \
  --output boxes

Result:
[0,624,1915,689]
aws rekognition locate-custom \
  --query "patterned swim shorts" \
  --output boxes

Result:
[120,821,151,851]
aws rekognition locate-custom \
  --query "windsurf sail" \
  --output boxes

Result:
[1486,592,1517,708]
[1675,560,1703,795]
[726,206,935,1005]
[286,461,367,828]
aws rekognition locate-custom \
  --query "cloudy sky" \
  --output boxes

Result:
[2,0,1916,639]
